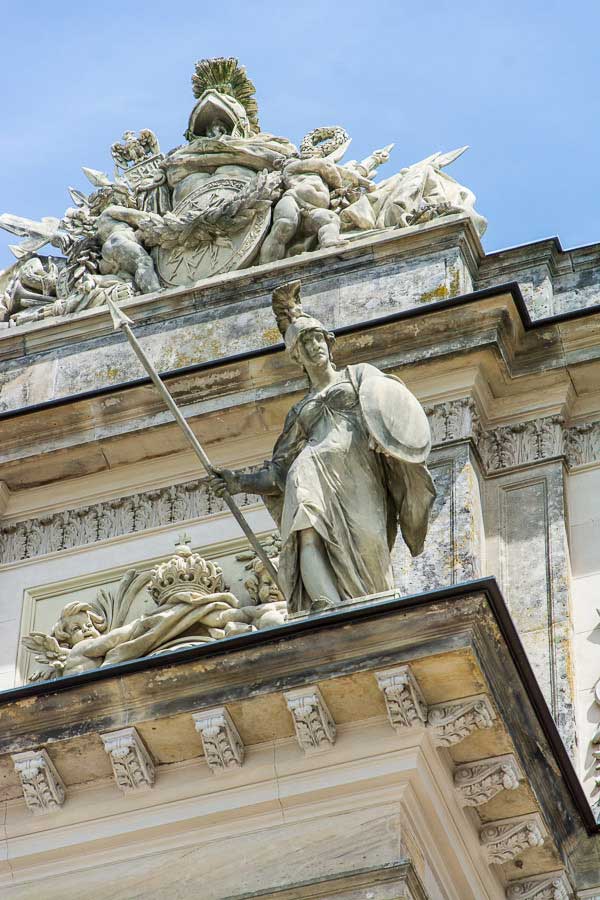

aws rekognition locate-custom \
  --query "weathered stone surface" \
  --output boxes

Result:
[11,748,65,815]
[485,461,575,758]
[454,754,522,807]
[375,665,428,730]
[101,726,155,792]
[192,706,245,773]
[284,686,337,754]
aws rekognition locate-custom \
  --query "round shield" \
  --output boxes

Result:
[156,175,272,287]
[359,373,431,464]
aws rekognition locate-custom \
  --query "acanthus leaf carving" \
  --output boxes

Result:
[427,694,496,746]
[505,872,571,900]
[192,707,245,773]
[100,727,155,792]
[454,754,521,806]
[284,686,336,754]
[375,665,428,730]
[11,749,66,815]
[480,814,545,865]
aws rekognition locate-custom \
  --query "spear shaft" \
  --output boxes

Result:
[106,299,282,590]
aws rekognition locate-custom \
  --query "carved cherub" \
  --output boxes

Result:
[87,183,161,294]
[21,546,256,680]
[235,536,288,629]
[22,601,107,680]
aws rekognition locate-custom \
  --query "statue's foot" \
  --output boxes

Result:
[310,597,340,614]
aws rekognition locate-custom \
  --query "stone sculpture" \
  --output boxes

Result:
[209,280,436,614]
[22,536,289,680]
[0,57,486,325]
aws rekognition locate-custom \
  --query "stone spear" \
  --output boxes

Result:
[106,298,282,592]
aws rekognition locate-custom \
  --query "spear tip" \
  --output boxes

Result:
[106,297,134,330]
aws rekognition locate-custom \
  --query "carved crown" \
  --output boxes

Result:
[149,537,224,603]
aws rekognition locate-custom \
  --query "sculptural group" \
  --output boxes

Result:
[1,57,486,325]
[23,535,287,681]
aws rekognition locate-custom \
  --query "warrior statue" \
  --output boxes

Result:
[210,280,436,614]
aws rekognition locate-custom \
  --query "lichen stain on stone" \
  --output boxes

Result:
[262,326,281,345]
[418,266,462,304]
[418,282,449,304]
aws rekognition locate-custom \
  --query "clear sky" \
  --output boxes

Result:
[1,0,598,268]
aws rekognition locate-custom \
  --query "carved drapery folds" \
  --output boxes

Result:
[11,749,66,815]
[480,814,545,864]
[0,58,486,324]
[284,686,337,754]
[192,707,245,773]
[101,727,155,792]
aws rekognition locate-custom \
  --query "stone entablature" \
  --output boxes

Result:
[0,587,581,896]
[1,399,597,566]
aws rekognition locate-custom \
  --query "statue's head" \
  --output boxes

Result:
[205,119,231,138]
[271,280,335,373]
[52,602,107,647]
[186,58,259,141]
[122,130,136,142]
[244,556,283,604]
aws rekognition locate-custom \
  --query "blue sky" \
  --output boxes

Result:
[1,0,598,268]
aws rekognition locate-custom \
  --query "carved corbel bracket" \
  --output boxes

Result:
[284,686,336,754]
[454,754,522,807]
[192,706,245,773]
[375,665,428,730]
[100,726,155,792]
[427,694,496,746]
[480,814,546,865]
[505,870,571,899]
[11,748,66,815]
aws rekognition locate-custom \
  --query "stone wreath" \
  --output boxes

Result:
[300,126,350,159]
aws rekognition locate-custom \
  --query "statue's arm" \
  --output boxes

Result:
[82,623,136,658]
[103,205,160,229]
[209,406,304,499]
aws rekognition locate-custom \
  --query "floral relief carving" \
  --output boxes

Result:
[427,694,496,746]
[480,815,545,865]
[284,686,336,753]
[505,872,571,900]
[454,754,521,807]
[376,665,428,730]
[11,749,66,815]
[101,727,156,792]
[192,707,245,773]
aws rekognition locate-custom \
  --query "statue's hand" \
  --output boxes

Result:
[208,467,243,497]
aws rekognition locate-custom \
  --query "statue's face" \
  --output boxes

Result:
[206,120,229,138]
[297,330,330,370]
[257,568,281,603]
[64,611,102,646]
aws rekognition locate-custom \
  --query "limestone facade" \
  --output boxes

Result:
[1,179,600,896]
